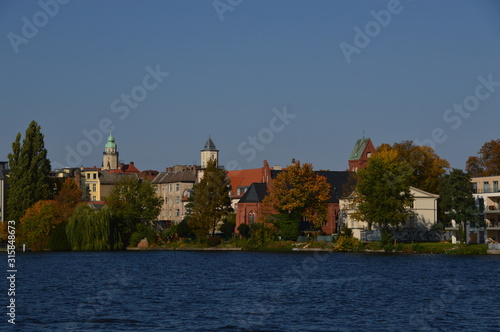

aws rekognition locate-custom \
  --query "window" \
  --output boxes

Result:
[494,181,499,192]
[92,196,96,201]
[86,173,90,179]
[175,209,180,217]
[169,197,173,204]
[484,182,490,193]
[93,173,97,179]
[92,184,97,192]
[176,184,180,191]
[248,211,255,224]
[169,184,172,192]
[472,182,477,193]
[175,196,180,204]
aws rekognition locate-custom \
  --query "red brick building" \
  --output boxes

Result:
[231,161,352,235]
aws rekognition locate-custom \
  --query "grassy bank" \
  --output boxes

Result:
[149,238,488,255]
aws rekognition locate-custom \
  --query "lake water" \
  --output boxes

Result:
[4,251,500,331]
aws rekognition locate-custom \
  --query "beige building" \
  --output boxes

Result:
[340,186,439,239]
[152,166,197,223]
[82,169,138,201]
[471,175,500,242]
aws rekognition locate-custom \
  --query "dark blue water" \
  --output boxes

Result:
[3,251,500,331]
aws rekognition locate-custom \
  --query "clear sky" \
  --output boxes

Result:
[1,0,499,173]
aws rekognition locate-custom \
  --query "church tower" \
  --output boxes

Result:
[348,137,375,172]
[102,133,119,170]
[201,136,218,169]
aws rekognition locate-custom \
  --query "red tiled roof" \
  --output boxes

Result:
[226,168,263,197]
[120,162,140,174]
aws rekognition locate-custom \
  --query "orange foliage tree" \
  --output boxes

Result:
[262,161,331,228]
[19,200,64,251]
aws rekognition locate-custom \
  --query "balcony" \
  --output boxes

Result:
[474,188,500,194]
[485,205,500,214]
[487,221,500,230]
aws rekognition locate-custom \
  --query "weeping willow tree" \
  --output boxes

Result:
[66,204,123,251]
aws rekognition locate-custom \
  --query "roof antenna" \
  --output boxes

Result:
[362,129,365,139]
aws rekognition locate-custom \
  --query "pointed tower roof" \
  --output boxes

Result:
[105,133,117,149]
[202,136,217,151]
[349,138,369,160]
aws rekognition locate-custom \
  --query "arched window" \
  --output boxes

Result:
[248,211,255,224]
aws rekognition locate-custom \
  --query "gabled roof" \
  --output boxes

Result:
[349,138,370,160]
[227,168,263,196]
[203,136,217,151]
[239,183,268,203]
[152,169,197,184]
[410,186,439,199]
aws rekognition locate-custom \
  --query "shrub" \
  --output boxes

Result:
[237,223,251,238]
[207,236,222,247]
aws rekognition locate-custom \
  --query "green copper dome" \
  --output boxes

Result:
[105,133,116,149]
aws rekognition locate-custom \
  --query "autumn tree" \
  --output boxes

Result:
[7,121,52,222]
[106,176,162,245]
[18,200,63,251]
[379,141,449,194]
[262,161,331,237]
[439,169,477,243]
[466,139,500,176]
[352,149,414,230]
[187,159,232,239]
[54,178,82,220]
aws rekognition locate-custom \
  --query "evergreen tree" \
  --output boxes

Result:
[439,169,478,243]
[7,121,51,221]
[187,159,232,238]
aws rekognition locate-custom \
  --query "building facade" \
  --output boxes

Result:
[472,175,500,242]
[152,166,197,223]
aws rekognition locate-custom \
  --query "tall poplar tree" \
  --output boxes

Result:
[7,121,52,221]
[187,159,232,238]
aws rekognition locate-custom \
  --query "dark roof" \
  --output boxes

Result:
[238,183,268,203]
[315,171,353,203]
[349,138,370,160]
[203,136,217,151]
[152,169,197,184]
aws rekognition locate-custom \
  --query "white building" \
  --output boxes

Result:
[340,186,439,240]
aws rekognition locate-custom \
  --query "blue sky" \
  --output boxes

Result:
[1,0,499,173]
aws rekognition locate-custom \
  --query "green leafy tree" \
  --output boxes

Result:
[220,213,236,239]
[7,121,52,222]
[262,161,331,229]
[106,176,162,245]
[66,204,123,250]
[379,141,449,194]
[439,169,477,243]
[352,149,414,230]
[465,139,500,176]
[187,159,232,239]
